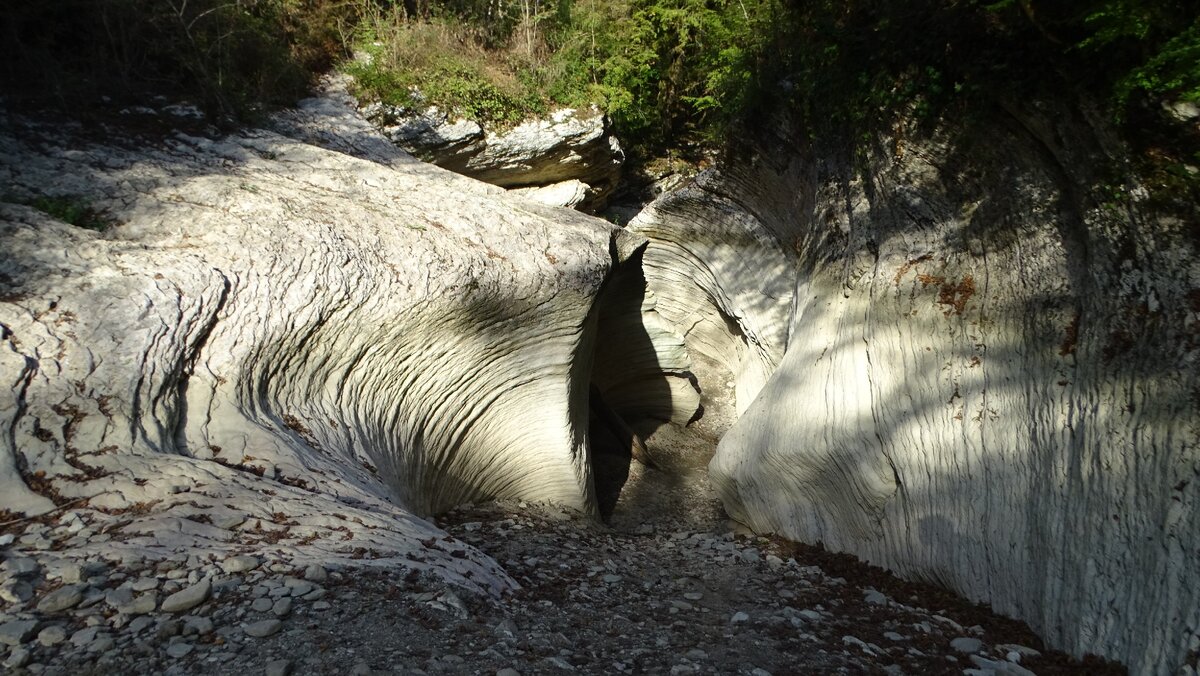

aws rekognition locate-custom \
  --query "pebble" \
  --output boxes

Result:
[494,618,518,639]
[969,655,1037,676]
[0,619,39,646]
[251,597,274,613]
[213,514,246,530]
[1,580,34,603]
[88,633,115,652]
[37,625,66,647]
[128,616,155,634]
[3,558,40,578]
[311,601,331,611]
[266,659,294,676]
[730,611,750,624]
[996,644,1042,659]
[541,656,574,671]
[303,564,327,583]
[184,615,214,635]
[243,619,283,638]
[3,647,31,669]
[157,619,183,639]
[272,597,292,617]
[495,669,521,676]
[166,642,194,658]
[863,589,888,605]
[283,578,315,596]
[37,585,84,613]
[131,576,160,592]
[950,637,984,654]
[106,588,157,615]
[162,577,211,613]
[221,555,261,574]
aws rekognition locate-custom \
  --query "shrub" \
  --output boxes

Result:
[24,196,111,231]
[345,14,544,124]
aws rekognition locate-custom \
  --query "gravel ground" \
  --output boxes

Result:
[1,435,1125,675]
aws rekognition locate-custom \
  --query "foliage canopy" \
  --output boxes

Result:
[1,0,1196,156]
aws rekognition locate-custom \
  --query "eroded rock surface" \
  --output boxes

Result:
[363,104,624,211]
[0,79,671,600]
[634,110,1200,673]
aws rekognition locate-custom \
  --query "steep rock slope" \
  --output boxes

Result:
[634,107,1200,672]
[0,84,683,583]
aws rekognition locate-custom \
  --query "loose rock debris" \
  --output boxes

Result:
[0,464,1121,675]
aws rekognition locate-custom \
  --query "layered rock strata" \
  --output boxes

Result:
[634,111,1200,673]
[0,83,675,584]
[364,105,624,211]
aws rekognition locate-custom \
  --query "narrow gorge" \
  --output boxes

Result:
[0,59,1197,676]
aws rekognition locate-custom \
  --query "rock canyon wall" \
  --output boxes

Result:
[632,107,1200,673]
[0,84,688,585]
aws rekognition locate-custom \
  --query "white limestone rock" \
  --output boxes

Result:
[219,556,260,575]
[242,618,282,638]
[0,78,686,599]
[627,159,806,434]
[511,180,591,209]
[364,104,624,211]
[638,109,1198,673]
[161,578,210,614]
[36,585,83,613]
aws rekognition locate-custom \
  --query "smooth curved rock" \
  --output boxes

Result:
[512,180,591,209]
[639,111,1199,672]
[0,81,662,590]
[627,142,812,433]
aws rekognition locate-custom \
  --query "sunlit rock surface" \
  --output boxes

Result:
[639,113,1200,672]
[364,104,623,212]
[0,84,655,587]
[627,143,812,431]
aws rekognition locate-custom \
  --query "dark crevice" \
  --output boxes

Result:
[585,243,700,521]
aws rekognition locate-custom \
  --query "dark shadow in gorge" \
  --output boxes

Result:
[587,244,702,521]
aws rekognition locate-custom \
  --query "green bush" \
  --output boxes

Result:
[345,16,544,124]
[23,196,111,232]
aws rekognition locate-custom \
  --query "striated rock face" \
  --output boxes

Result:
[634,110,1200,672]
[626,142,812,433]
[364,105,624,211]
[0,83,674,584]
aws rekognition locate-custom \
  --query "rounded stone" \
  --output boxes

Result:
[950,637,983,654]
[242,619,282,638]
[37,625,66,647]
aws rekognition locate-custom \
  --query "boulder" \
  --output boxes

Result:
[633,107,1200,673]
[364,104,624,212]
[512,180,590,209]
